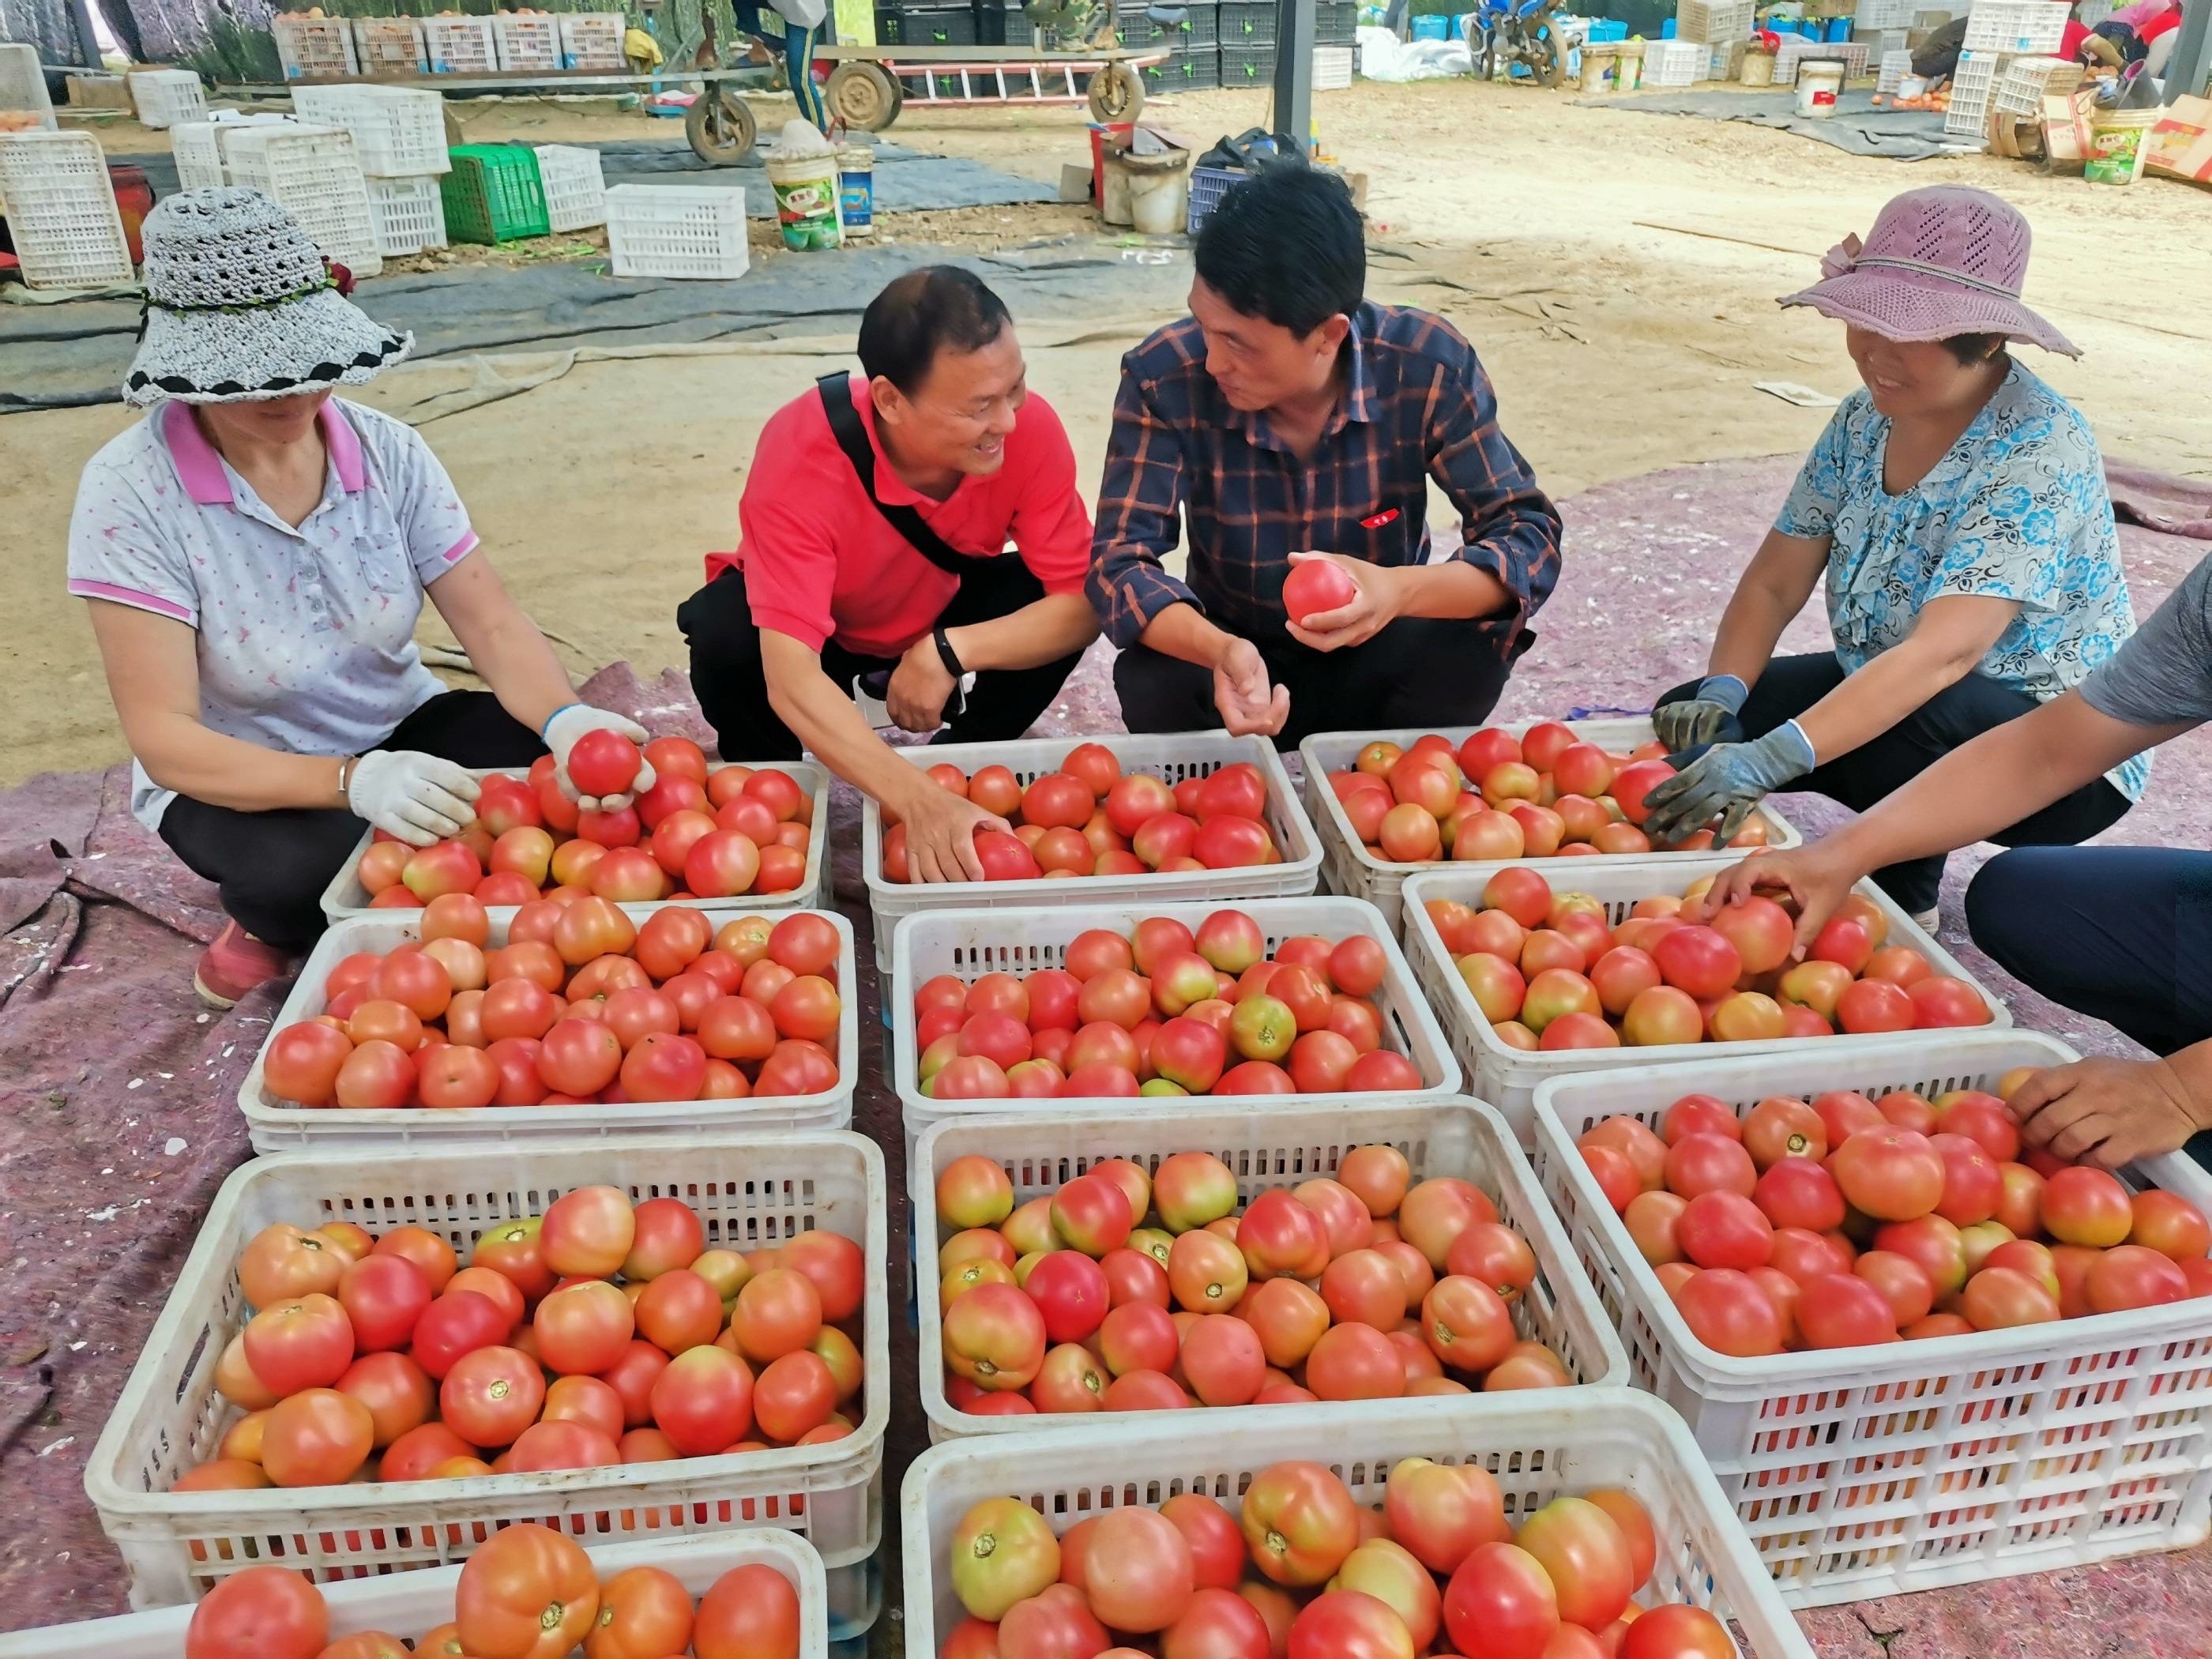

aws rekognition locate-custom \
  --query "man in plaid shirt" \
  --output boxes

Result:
[1088,163,1562,746]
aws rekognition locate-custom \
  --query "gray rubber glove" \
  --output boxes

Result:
[1642,721,1815,847]
[1653,674,1750,754]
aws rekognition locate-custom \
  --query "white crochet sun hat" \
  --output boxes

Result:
[123,186,412,407]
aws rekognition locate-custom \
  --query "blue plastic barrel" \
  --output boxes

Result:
[1412,13,1449,39]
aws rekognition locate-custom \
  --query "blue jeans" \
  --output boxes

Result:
[736,4,827,130]
[1967,845,2212,1170]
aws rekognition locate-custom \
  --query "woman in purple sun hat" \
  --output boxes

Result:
[1641,185,2148,931]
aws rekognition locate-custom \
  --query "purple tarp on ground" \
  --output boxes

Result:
[2,454,2207,1652]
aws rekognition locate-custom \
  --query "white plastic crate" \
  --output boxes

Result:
[1993,52,2082,116]
[425,14,500,74]
[0,42,59,130]
[1856,0,1914,26]
[1964,0,2069,52]
[902,1390,1819,1659]
[494,11,563,71]
[890,895,1462,1176]
[1644,36,1712,83]
[1676,0,1754,43]
[1944,48,2004,137]
[240,904,859,1151]
[0,131,134,289]
[83,1133,889,1620]
[367,174,448,257]
[1772,36,1872,82]
[221,123,382,276]
[559,11,630,70]
[353,15,431,75]
[321,759,830,920]
[1399,855,2012,1140]
[536,142,608,231]
[272,13,362,79]
[126,69,205,130]
[1529,1034,2212,1607]
[169,119,228,189]
[605,182,752,279]
[860,732,1322,974]
[1313,43,1355,87]
[292,84,450,176]
[1876,47,1914,92]
[912,1098,1631,1442]
[1299,718,1801,938]
[0,1532,830,1659]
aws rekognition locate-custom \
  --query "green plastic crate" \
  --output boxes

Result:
[439,143,550,244]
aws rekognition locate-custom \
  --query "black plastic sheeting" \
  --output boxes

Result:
[1580,88,1956,160]
[0,239,1191,410]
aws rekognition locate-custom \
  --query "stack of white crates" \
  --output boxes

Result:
[425,15,499,73]
[1644,36,1712,85]
[272,14,360,79]
[126,69,207,129]
[0,130,135,288]
[1875,47,1914,92]
[1772,36,1870,81]
[352,16,431,74]
[1675,0,1754,43]
[292,85,450,259]
[493,12,562,70]
[1963,0,2069,53]
[223,123,383,276]
[1993,51,2082,116]
[1944,47,2005,136]
[533,144,609,232]
[558,12,629,69]
[0,41,58,131]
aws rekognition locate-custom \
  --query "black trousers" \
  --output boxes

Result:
[1657,652,2132,913]
[1114,618,1517,751]
[158,690,544,954]
[1968,846,2212,1172]
[677,562,1087,762]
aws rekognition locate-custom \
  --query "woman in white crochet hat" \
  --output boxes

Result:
[66,187,655,1009]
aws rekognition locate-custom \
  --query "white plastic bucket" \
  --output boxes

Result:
[766,151,841,249]
[1119,149,1191,235]
[1796,60,1844,116]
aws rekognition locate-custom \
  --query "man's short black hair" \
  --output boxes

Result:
[1194,161,1364,337]
[857,266,1013,393]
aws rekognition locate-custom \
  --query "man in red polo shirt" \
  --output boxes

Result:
[678,266,1098,882]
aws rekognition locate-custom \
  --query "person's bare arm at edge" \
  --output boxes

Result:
[1705,529,1830,687]
[1696,690,2192,951]
[758,628,1007,882]
[1139,603,1290,738]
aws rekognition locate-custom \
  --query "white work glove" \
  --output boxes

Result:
[543,703,657,812]
[348,750,482,847]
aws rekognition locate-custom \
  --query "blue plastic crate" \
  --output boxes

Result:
[1187,164,1248,235]
[1411,12,1449,38]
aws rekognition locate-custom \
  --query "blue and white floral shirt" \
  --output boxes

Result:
[1775,360,2149,799]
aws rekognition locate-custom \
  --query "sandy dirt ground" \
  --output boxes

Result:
[6,78,2210,787]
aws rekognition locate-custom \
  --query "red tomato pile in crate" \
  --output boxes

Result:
[186,1532,802,1659]
[1577,1080,2212,1356]
[1325,723,1771,865]
[1428,867,1991,1052]
[937,1459,1730,1658]
[911,908,1421,1100]
[357,735,814,908]
[264,903,842,1109]
[174,1186,866,1496]
[932,1142,1575,1416]
[882,744,1283,882]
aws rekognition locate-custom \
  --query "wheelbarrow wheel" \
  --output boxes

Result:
[685,87,758,165]
[1086,60,1144,122]
[828,61,900,130]
[1527,23,1569,88]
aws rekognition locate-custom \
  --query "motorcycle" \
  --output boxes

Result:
[1470,0,1575,88]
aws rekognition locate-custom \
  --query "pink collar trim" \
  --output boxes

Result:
[161,398,367,506]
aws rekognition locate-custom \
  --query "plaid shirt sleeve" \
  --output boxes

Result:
[1427,329,1563,641]
[1087,357,1197,651]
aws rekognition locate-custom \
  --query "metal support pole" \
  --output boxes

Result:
[2166,0,2210,102]
[68,0,104,70]
[1272,0,1315,149]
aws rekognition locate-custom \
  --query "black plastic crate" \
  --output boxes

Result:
[980,0,1032,45]
[1218,40,1277,80]
[1118,0,1220,50]
[1217,0,1277,47]
[875,3,981,46]
[1315,0,1357,44]
[1142,51,1221,90]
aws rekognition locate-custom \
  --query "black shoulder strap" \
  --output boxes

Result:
[815,373,973,578]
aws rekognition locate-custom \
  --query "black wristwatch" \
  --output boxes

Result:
[932,625,965,681]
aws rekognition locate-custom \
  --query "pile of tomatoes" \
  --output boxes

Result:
[356,735,815,908]
[1322,724,1770,867]
[173,1185,867,1493]
[1428,868,1990,1053]
[939,1458,1731,1658]
[882,745,1285,882]
[1577,1082,2212,1356]
[910,908,1425,1100]
[262,903,843,1110]
[933,1141,1576,1416]
[186,1532,801,1659]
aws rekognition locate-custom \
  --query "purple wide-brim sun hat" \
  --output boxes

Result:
[1780,184,2080,358]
